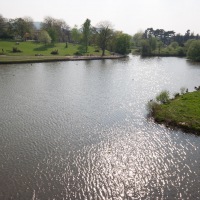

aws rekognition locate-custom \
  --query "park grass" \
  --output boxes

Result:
[152,91,200,134]
[0,40,110,57]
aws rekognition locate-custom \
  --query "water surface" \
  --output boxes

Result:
[0,55,200,199]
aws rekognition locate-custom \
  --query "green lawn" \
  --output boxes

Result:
[153,91,200,133]
[0,40,110,56]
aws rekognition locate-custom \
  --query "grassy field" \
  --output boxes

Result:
[0,40,113,63]
[153,91,200,133]
[0,40,110,56]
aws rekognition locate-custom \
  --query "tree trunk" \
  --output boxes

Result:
[102,49,105,56]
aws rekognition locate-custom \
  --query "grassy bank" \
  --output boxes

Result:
[0,40,110,56]
[149,91,200,134]
[0,40,118,64]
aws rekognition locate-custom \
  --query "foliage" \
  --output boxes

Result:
[156,90,170,104]
[187,40,200,61]
[74,51,83,56]
[96,21,113,56]
[71,25,81,44]
[82,19,91,53]
[146,100,159,114]
[41,16,70,43]
[114,33,131,55]
[180,87,187,95]
[7,17,34,40]
[38,30,52,45]
[12,47,22,53]
[51,49,59,55]
[132,31,143,47]
[170,42,179,49]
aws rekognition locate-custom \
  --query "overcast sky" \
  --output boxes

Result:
[1,0,200,35]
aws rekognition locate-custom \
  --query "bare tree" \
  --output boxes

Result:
[96,21,113,56]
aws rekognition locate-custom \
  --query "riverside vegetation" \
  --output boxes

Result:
[148,88,200,134]
[132,28,200,61]
[0,15,131,63]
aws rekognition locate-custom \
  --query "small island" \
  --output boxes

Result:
[148,89,200,134]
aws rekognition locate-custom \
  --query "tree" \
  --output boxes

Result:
[0,15,8,38]
[42,16,70,43]
[157,40,163,54]
[114,33,131,55]
[132,31,143,47]
[149,37,157,52]
[71,25,81,44]
[38,30,51,45]
[96,21,113,56]
[170,41,179,49]
[82,19,91,53]
[7,17,34,40]
[141,39,151,56]
[187,40,200,61]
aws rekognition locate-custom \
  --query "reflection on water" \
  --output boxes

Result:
[0,56,200,199]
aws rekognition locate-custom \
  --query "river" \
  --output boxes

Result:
[0,55,200,199]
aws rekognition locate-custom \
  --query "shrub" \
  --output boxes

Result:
[187,40,200,61]
[177,47,185,56]
[180,87,186,95]
[156,90,170,104]
[51,49,58,55]
[74,51,82,56]
[146,100,159,115]
[12,47,22,53]
[173,92,180,98]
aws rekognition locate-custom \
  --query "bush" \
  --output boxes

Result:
[156,90,170,104]
[173,92,180,98]
[180,87,186,95]
[147,100,159,114]
[74,51,82,56]
[177,47,185,56]
[51,49,58,55]
[94,49,100,52]
[12,47,22,53]
[187,40,200,61]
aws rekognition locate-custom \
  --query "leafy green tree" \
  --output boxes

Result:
[184,39,195,52]
[132,31,143,47]
[141,39,151,56]
[149,37,157,53]
[157,40,163,54]
[156,90,170,104]
[38,30,51,45]
[114,33,131,55]
[187,40,200,61]
[71,25,81,44]
[82,19,91,52]
[141,37,157,55]
[42,16,69,43]
[96,21,113,56]
[0,15,8,38]
[8,17,34,40]
[170,41,179,49]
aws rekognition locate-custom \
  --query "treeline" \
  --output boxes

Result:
[132,28,200,61]
[0,14,131,55]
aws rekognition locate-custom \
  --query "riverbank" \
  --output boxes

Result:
[0,55,126,64]
[150,91,200,134]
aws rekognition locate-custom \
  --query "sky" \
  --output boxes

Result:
[1,0,200,35]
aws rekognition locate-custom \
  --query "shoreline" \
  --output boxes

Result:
[150,91,200,135]
[0,55,127,64]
